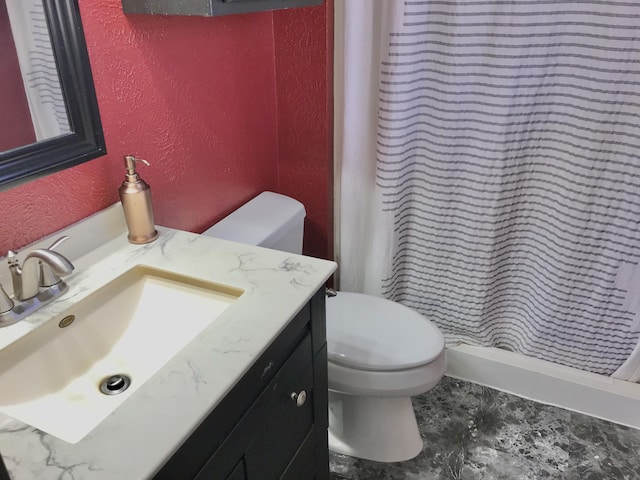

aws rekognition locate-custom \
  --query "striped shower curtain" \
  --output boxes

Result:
[337,0,640,377]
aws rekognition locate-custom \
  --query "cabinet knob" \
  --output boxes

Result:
[290,390,307,407]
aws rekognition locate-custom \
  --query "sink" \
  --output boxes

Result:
[0,265,243,443]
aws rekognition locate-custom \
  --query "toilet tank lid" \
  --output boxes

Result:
[202,192,306,248]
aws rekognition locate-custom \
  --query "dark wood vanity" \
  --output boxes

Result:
[0,455,9,480]
[154,288,329,480]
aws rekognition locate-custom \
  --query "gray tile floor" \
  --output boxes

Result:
[329,376,640,480]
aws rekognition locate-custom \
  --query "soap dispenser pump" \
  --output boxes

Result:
[119,155,158,244]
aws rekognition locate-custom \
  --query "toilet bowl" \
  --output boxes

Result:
[203,192,447,463]
[326,291,446,462]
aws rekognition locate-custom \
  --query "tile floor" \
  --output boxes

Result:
[329,376,640,480]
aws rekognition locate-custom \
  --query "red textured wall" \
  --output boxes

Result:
[0,0,333,260]
[0,1,36,152]
[274,2,333,260]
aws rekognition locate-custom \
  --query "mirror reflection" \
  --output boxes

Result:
[0,0,70,152]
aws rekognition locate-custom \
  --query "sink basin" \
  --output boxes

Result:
[0,265,243,443]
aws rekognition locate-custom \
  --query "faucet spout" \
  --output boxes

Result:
[9,249,74,301]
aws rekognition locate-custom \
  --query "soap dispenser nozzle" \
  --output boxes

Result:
[124,155,150,180]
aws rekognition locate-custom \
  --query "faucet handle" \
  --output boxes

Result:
[7,250,19,267]
[47,236,69,251]
[6,236,68,264]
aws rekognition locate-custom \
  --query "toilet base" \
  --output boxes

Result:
[328,391,423,463]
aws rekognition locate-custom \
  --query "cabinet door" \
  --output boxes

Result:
[244,364,314,479]
[225,460,246,480]
[195,334,314,480]
[0,454,9,480]
[280,427,316,480]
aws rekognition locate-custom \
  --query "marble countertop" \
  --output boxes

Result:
[0,216,336,479]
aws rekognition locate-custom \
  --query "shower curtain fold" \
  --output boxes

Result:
[337,0,640,378]
[5,0,69,140]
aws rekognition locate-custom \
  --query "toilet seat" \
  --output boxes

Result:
[328,349,447,397]
[326,292,444,372]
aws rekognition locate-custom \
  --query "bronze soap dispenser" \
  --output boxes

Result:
[119,155,158,244]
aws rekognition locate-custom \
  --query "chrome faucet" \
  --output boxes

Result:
[8,237,74,301]
[0,236,74,328]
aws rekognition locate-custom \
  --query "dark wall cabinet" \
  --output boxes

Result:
[122,0,322,16]
[154,289,329,480]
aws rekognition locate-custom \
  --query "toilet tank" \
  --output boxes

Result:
[202,192,306,254]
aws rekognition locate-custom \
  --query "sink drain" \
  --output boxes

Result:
[99,374,131,395]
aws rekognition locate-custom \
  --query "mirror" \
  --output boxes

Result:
[0,0,105,191]
[1,0,71,151]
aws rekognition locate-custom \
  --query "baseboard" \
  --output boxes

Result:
[445,344,640,430]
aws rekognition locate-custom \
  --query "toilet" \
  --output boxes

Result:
[203,192,447,463]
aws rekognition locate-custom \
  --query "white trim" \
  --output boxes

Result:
[446,344,640,430]
[333,0,344,288]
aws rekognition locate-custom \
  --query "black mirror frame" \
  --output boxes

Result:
[0,0,106,191]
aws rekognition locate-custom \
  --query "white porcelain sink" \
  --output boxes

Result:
[0,265,243,443]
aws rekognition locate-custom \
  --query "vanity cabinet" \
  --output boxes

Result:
[0,454,9,480]
[154,289,329,480]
